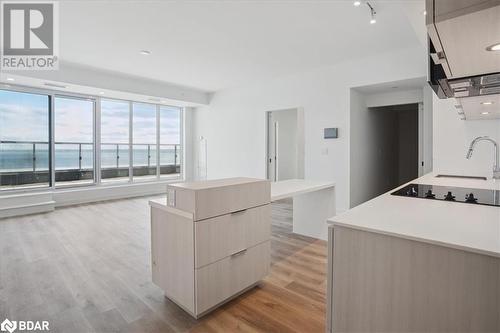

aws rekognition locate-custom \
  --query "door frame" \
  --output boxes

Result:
[265,107,305,181]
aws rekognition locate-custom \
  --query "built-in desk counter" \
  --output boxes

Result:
[271,179,335,240]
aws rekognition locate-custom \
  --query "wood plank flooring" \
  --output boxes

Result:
[0,197,327,333]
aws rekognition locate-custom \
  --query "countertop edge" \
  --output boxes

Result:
[271,181,335,201]
[328,221,500,259]
[149,200,194,219]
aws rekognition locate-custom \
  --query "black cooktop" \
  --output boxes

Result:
[391,183,500,207]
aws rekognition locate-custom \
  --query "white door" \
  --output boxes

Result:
[267,114,278,181]
[267,109,298,182]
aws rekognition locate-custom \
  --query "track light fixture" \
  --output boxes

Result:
[367,2,376,24]
[353,1,377,24]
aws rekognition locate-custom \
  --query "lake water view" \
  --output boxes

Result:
[0,144,179,172]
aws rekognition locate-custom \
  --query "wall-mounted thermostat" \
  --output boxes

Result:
[324,128,338,139]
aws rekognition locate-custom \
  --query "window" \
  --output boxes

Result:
[101,99,130,182]
[0,89,50,189]
[0,87,183,192]
[132,102,157,180]
[159,106,181,177]
[54,96,95,186]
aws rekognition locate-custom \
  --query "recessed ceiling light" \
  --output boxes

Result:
[353,1,361,6]
[422,10,427,16]
[99,91,105,95]
[481,101,494,105]
[140,50,151,55]
[481,111,490,115]
[370,18,376,24]
[486,43,500,51]
[6,77,15,81]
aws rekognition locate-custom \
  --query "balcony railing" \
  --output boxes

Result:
[0,140,181,187]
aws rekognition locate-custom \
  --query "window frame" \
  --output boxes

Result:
[0,84,184,194]
[53,94,97,188]
[0,86,52,191]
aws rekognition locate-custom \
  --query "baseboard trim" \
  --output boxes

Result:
[0,201,55,219]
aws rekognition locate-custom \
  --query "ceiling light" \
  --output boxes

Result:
[6,77,14,81]
[481,101,494,105]
[486,43,500,51]
[370,17,376,24]
[99,91,105,95]
[140,50,151,55]
[481,111,490,115]
[422,10,427,16]
[353,1,361,6]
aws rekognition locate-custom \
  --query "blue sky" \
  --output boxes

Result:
[0,90,181,145]
[0,90,49,142]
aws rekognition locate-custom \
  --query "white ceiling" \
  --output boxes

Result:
[55,1,425,92]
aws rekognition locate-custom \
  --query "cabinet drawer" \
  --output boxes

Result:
[167,178,270,221]
[194,204,270,268]
[195,241,270,314]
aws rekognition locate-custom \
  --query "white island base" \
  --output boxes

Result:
[271,179,335,240]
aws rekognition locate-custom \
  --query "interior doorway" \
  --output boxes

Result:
[349,78,433,208]
[266,108,304,182]
[372,103,419,183]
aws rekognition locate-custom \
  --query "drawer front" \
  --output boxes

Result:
[194,180,270,220]
[194,204,270,268]
[195,241,270,315]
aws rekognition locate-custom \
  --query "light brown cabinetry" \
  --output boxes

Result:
[327,225,500,332]
[150,178,271,318]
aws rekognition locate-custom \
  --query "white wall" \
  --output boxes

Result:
[193,46,427,213]
[365,89,423,108]
[433,97,500,177]
[423,86,434,174]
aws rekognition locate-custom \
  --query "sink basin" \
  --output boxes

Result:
[436,174,487,181]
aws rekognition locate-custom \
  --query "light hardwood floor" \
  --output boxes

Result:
[0,197,327,333]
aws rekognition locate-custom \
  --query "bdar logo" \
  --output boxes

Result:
[0,319,17,333]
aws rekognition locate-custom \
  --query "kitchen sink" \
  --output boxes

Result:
[435,174,487,181]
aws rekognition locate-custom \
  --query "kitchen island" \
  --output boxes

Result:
[326,173,500,332]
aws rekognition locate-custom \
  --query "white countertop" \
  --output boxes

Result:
[328,173,500,258]
[271,179,335,201]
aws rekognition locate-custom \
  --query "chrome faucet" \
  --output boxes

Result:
[466,136,500,179]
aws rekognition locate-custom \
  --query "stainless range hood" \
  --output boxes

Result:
[426,0,500,120]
